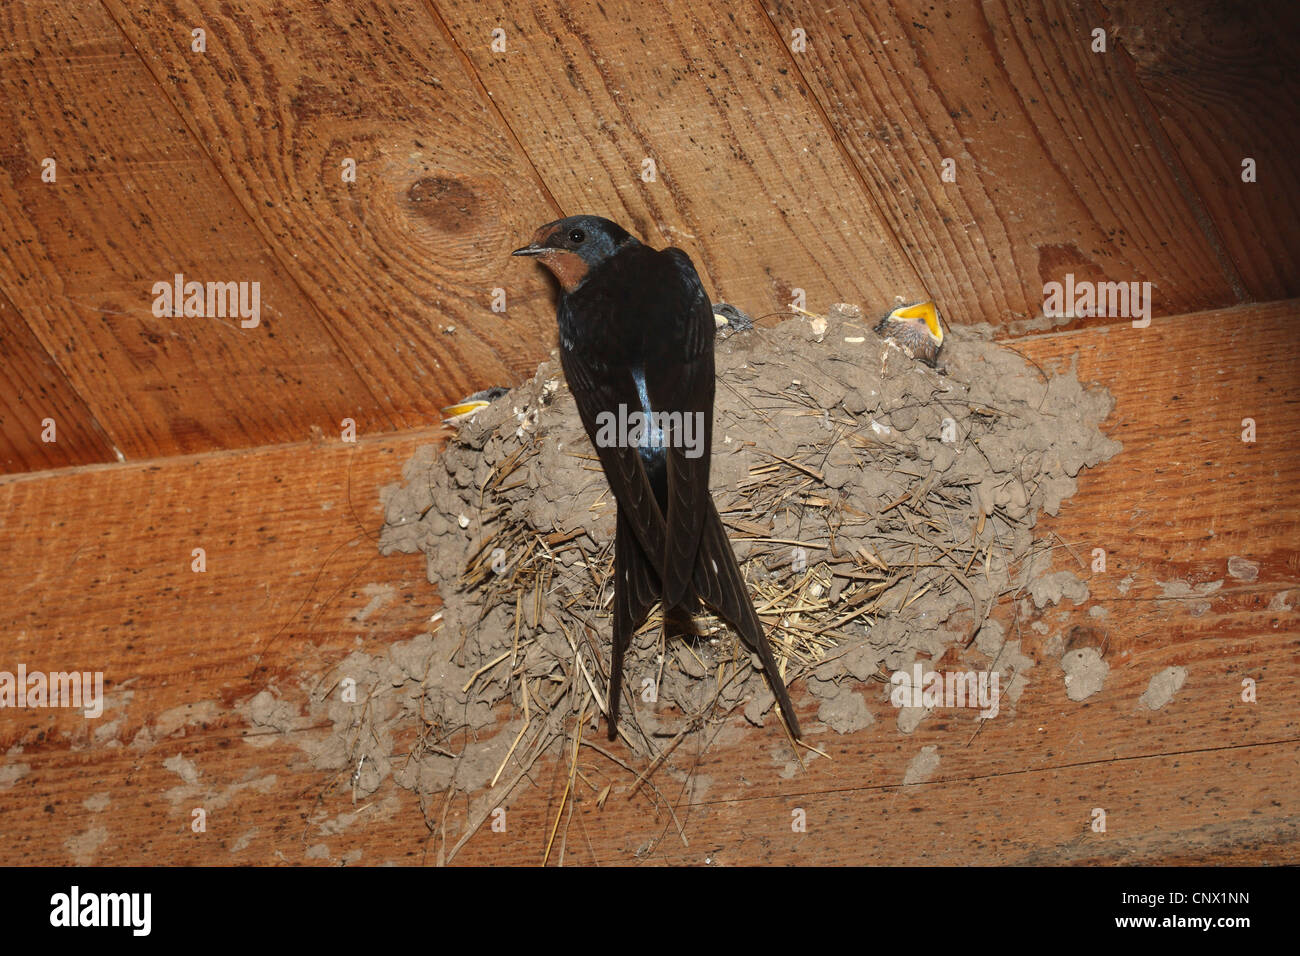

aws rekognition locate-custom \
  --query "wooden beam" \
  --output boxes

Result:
[430,0,929,315]
[0,2,392,460]
[766,0,1247,329]
[0,302,1295,864]
[1104,0,1300,300]
[0,287,116,472]
[102,0,565,423]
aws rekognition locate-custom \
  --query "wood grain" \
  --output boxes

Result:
[0,430,443,864]
[765,0,1245,330]
[0,302,1295,866]
[5,0,1285,480]
[1102,0,1300,300]
[1012,299,1300,590]
[102,0,565,424]
[3,0,1291,864]
[0,1,389,460]
[0,287,116,473]
[432,0,929,318]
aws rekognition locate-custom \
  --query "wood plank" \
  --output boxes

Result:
[0,2,391,459]
[102,0,564,423]
[454,738,1298,866]
[0,430,448,736]
[1104,0,1300,301]
[0,430,444,864]
[431,0,929,317]
[4,572,1288,865]
[764,0,1245,330]
[1012,299,1300,591]
[0,302,1295,865]
[0,287,116,472]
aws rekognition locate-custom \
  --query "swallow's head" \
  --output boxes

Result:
[875,301,945,366]
[511,215,634,292]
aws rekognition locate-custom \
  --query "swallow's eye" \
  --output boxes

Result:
[568,228,586,244]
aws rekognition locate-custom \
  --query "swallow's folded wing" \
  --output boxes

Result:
[652,247,716,608]
[558,311,669,581]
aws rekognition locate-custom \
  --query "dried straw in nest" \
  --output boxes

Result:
[369,303,1119,859]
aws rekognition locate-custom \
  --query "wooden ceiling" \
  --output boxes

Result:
[1,0,1296,474]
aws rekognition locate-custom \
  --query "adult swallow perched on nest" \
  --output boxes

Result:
[875,300,944,366]
[513,215,801,741]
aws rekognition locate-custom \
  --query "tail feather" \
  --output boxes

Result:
[690,500,802,739]
[608,501,802,741]
[610,507,658,739]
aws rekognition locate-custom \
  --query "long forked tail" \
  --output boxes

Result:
[609,507,658,739]
[691,500,802,739]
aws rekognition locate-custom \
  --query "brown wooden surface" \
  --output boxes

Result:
[4,2,1293,475]
[0,287,116,472]
[0,1,391,463]
[1105,0,1300,301]
[103,0,563,423]
[766,0,1244,328]
[1,301,1295,866]
[435,0,927,311]
[0,429,443,863]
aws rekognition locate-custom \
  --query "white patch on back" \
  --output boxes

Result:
[631,366,664,450]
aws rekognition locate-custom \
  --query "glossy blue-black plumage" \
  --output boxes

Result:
[521,215,801,741]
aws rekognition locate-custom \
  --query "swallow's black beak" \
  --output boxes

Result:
[511,243,547,257]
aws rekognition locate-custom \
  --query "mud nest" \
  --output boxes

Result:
[342,303,1120,856]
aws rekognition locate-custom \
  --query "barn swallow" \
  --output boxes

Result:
[875,301,944,366]
[513,215,801,741]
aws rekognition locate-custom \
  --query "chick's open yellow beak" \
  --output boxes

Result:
[440,400,491,419]
[890,301,943,343]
